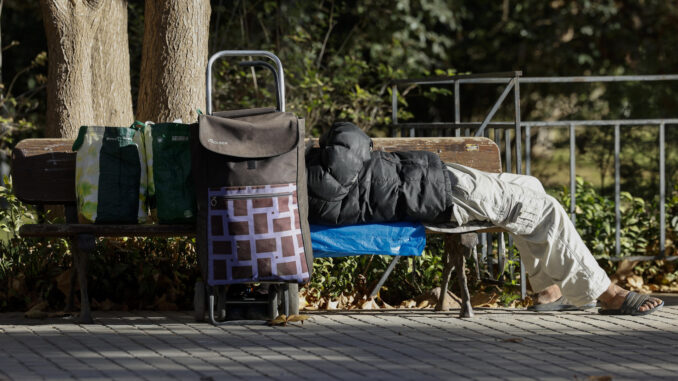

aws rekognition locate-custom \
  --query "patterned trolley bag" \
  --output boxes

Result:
[192,107,313,287]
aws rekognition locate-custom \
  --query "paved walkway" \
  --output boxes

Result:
[1,303,677,380]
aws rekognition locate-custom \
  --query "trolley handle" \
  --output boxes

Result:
[238,60,281,112]
[206,50,285,114]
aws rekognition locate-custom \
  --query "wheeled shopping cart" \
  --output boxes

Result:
[192,50,313,324]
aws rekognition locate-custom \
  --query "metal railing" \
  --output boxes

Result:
[391,73,678,294]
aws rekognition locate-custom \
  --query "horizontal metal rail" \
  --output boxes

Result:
[392,72,678,284]
[390,71,521,85]
[396,119,678,129]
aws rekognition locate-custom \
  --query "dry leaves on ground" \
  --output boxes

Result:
[268,314,312,326]
[24,300,49,319]
[470,291,500,307]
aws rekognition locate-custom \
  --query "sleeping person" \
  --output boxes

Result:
[305,122,663,316]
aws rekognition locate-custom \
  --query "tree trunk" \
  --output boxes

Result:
[136,0,211,122]
[91,0,134,126]
[0,0,4,86]
[41,0,132,138]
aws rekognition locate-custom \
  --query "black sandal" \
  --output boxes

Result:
[598,291,664,316]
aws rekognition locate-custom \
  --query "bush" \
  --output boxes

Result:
[555,177,677,259]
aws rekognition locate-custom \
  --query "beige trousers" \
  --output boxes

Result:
[443,163,610,306]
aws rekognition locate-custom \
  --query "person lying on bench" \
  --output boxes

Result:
[305,121,663,316]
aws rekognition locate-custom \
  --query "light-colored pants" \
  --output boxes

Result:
[444,163,610,306]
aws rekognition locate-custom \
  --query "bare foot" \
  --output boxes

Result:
[534,284,562,304]
[597,284,662,313]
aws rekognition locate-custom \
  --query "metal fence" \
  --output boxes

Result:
[391,72,678,295]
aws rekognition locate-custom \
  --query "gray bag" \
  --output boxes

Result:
[192,107,313,286]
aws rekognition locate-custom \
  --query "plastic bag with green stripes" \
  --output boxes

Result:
[141,121,195,224]
[72,125,148,224]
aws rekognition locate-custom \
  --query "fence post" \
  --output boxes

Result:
[570,123,576,224]
[615,124,621,257]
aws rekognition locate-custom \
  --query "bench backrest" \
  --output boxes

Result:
[12,137,501,205]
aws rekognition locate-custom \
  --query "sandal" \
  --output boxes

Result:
[527,296,596,312]
[598,291,664,316]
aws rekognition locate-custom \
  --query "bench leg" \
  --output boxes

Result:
[435,238,454,311]
[369,256,401,299]
[456,234,475,318]
[73,234,94,324]
[437,234,475,318]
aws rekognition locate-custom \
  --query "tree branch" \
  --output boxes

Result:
[316,0,335,69]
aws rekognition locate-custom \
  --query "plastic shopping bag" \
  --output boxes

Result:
[142,121,196,224]
[72,125,148,224]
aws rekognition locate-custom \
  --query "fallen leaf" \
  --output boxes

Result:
[627,275,644,290]
[361,298,379,310]
[400,299,417,309]
[154,294,178,311]
[298,295,308,309]
[269,314,288,326]
[268,314,312,326]
[411,287,462,311]
[471,292,499,307]
[325,299,339,310]
[587,376,612,381]
[56,269,75,297]
[286,314,311,323]
[614,259,637,280]
[25,301,49,319]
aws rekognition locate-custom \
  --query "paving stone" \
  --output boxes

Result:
[2,306,678,379]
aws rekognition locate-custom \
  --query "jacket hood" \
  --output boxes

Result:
[319,122,372,187]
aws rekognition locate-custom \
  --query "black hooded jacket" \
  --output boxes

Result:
[306,122,453,225]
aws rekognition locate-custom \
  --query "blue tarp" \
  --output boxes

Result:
[310,222,426,258]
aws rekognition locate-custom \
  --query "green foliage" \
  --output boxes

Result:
[308,236,447,305]
[0,176,198,312]
[209,0,463,136]
[0,177,70,310]
[0,48,46,168]
[555,176,676,260]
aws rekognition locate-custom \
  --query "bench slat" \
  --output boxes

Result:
[371,137,501,173]
[19,222,502,238]
[19,224,196,238]
[12,137,501,205]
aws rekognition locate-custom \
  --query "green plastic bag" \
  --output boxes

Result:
[142,122,196,224]
[72,125,148,224]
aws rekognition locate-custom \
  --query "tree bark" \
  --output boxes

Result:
[91,0,134,126]
[136,0,211,122]
[0,0,4,86]
[41,0,132,138]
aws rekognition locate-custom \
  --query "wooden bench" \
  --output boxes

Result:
[12,136,502,322]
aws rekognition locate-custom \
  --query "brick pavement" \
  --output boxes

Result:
[0,305,677,380]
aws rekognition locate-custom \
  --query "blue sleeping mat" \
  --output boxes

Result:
[310,222,426,258]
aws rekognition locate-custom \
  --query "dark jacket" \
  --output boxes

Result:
[306,122,453,225]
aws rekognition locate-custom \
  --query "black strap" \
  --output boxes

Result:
[621,291,650,315]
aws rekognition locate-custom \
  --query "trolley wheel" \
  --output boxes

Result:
[267,284,280,320]
[287,283,300,316]
[193,280,206,322]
